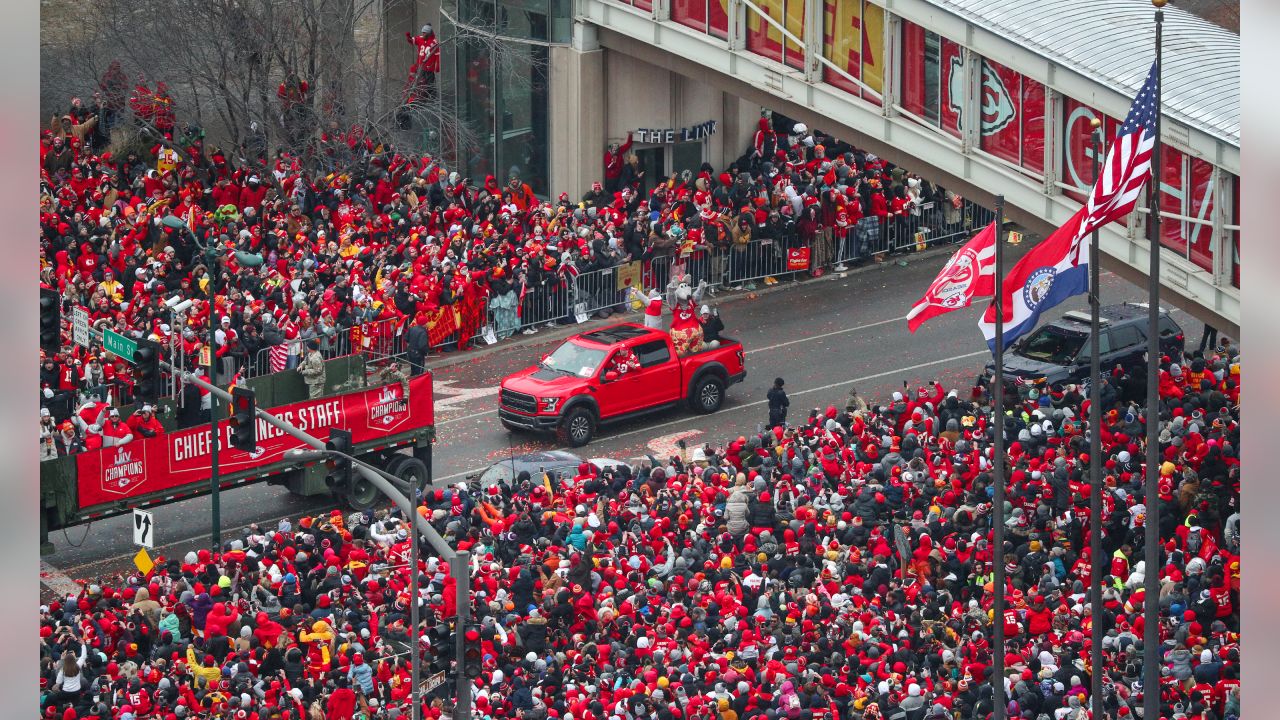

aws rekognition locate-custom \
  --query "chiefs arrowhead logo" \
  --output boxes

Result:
[948,56,1017,136]
[366,384,409,432]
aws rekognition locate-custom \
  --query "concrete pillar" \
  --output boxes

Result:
[549,43,605,198]
[384,0,420,107]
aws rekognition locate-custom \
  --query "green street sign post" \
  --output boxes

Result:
[103,328,139,362]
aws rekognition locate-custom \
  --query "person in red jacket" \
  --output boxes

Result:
[1024,594,1054,637]
[100,408,134,446]
[126,404,165,439]
[405,25,441,103]
[603,132,633,194]
[325,676,358,720]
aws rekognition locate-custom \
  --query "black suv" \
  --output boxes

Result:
[991,303,1185,402]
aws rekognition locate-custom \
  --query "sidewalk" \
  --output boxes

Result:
[421,240,981,373]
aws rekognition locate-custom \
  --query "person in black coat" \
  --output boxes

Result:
[699,305,724,346]
[406,323,429,375]
[767,377,789,429]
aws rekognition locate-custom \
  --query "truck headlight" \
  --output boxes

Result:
[538,397,561,413]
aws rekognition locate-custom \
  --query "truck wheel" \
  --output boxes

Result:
[557,408,596,447]
[344,473,382,511]
[392,457,429,495]
[691,375,726,413]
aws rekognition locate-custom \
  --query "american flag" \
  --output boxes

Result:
[1068,60,1159,264]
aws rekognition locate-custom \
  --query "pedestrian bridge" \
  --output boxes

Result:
[576,0,1240,334]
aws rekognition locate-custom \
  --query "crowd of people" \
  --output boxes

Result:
[38,333,1242,720]
[39,76,970,433]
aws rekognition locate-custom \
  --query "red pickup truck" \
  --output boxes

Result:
[499,323,746,446]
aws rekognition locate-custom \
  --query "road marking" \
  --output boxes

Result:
[40,559,83,597]
[431,349,989,483]
[434,380,500,411]
[747,316,906,354]
[647,430,703,459]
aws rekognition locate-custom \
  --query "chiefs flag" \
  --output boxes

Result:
[906,222,996,333]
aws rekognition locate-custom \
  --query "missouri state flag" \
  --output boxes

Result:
[978,209,1090,354]
[906,222,997,332]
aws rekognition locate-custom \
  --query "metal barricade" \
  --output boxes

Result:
[722,237,790,288]
[571,265,635,319]
[514,279,573,334]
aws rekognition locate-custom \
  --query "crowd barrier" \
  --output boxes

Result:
[141,197,994,384]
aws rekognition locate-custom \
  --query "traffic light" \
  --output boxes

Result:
[463,624,483,679]
[39,288,60,354]
[324,428,353,494]
[132,339,163,404]
[229,386,257,452]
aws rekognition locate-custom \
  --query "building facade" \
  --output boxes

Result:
[416,0,1239,328]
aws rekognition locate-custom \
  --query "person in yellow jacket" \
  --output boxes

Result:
[98,270,124,304]
[185,646,223,688]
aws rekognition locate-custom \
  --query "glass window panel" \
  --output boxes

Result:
[979,59,1022,166]
[495,43,549,196]
[899,20,927,117]
[861,1,884,103]
[938,38,961,138]
[1020,76,1046,175]
[783,0,805,70]
[747,0,785,64]
[673,0,709,33]
[709,0,730,38]
[1158,144,1187,257]
[1186,157,1215,273]
[823,0,862,96]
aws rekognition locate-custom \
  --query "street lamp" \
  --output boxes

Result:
[162,214,262,550]
[286,448,426,720]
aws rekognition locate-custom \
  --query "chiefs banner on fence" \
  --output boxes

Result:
[76,374,434,509]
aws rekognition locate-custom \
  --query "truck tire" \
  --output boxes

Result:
[691,375,726,413]
[391,457,430,495]
[344,472,383,512]
[557,407,596,447]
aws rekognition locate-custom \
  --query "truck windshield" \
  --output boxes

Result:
[1014,326,1087,365]
[542,340,609,378]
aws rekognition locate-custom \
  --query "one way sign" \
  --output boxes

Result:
[132,508,154,549]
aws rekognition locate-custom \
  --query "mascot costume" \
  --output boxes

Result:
[666,274,708,356]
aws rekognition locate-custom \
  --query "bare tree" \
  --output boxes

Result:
[40,0,543,178]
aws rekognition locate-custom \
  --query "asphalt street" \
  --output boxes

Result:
[41,242,1207,593]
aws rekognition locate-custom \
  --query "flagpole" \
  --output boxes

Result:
[990,194,1006,720]
[1144,4,1165,720]
[1088,118,1106,720]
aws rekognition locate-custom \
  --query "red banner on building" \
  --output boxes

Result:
[76,374,434,509]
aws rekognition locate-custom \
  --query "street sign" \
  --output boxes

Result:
[133,548,155,576]
[72,307,90,348]
[132,508,154,548]
[103,328,138,362]
[422,671,446,692]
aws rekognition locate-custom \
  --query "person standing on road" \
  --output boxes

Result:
[299,340,326,399]
[767,377,789,429]
[1199,322,1219,353]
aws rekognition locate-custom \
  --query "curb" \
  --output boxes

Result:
[421,241,970,373]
